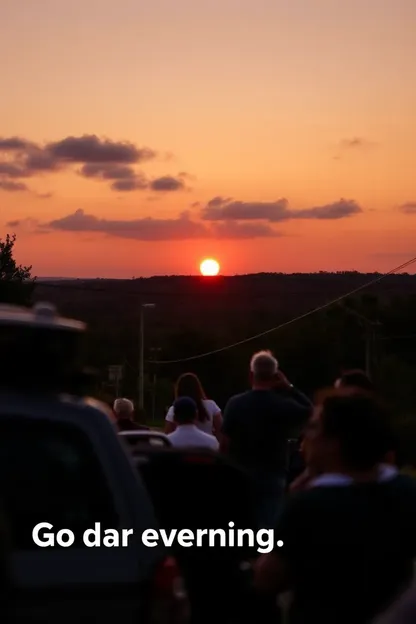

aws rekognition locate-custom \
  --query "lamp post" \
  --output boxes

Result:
[341,305,381,378]
[149,347,162,421]
[139,303,155,411]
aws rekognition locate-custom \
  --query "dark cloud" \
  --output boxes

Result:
[80,163,137,180]
[111,177,148,191]
[24,148,60,172]
[6,217,39,228]
[0,134,184,193]
[46,135,155,164]
[150,175,186,192]
[202,198,288,221]
[35,208,282,241]
[0,137,31,150]
[206,196,232,208]
[44,209,208,240]
[339,138,369,149]
[399,202,416,214]
[0,162,29,178]
[0,180,28,192]
[202,197,361,222]
[212,221,278,239]
[295,199,362,219]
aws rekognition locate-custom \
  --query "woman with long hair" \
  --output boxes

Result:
[164,372,222,439]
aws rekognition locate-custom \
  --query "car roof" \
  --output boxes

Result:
[0,302,85,331]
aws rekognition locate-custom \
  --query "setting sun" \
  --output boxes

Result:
[200,258,220,276]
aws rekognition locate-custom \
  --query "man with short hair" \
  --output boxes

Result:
[254,390,416,624]
[221,350,312,529]
[167,397,219,450]
[113,398,149,432]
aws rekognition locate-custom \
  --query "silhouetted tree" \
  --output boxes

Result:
[0,234,35,306]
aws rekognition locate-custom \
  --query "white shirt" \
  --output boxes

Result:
[165,399,221,434]
[167,424,219,450]
[309,464,398,488]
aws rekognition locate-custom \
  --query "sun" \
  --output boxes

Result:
[200,258,220,276]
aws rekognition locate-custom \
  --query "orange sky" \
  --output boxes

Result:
[1,0,415,277]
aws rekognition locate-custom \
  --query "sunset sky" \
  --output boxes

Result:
[1,0,415,277]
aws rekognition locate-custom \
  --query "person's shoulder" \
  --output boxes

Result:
[165,405,174,420]
[226,391,251,406]
[283,486,345,512]
[203,399,221,413]
[198,430,219,446]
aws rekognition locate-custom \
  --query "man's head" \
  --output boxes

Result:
[304,388,393,475]
[173,396,198,425]
[113,398,134,419]
[334,369,373,391]
[250,350,278,387]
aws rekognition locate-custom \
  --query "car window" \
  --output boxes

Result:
[0,417,119,550]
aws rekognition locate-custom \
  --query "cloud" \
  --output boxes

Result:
[211,220,278,238]
[36,192,53,199]
[43,209,208,240]
[333,137,375,161]
[0,134,184,193]
[111,177,148,191]
[6,217,40,230]
[0,162,29,178]
[339,137,371,149]
[80,163,138,180]
[79,162,148,191]
[46,135,155,164]
[150,175,186,192]
[0,180,28,192]
[399,202,416,214]
[27,208,282,241]
[295,199,362,219]
[201,197,361,221]
[0,137,31,150]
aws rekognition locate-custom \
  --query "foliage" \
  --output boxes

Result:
[0,234,36,306]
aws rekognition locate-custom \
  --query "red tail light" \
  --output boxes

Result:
[154,556,180,593]
[150,556,189,623]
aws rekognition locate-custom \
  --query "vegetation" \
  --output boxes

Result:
[1,244,411,462]
[0,234,35,306]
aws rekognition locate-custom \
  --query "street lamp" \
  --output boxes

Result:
[139,303,155,411]
[340,304,381,378]
[150,347,162,420]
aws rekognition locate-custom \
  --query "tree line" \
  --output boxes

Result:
[2,233,416,465]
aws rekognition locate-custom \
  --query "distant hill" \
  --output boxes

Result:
[33,272,416,328]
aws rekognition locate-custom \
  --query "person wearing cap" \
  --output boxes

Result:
[113,398,149,432]
[167,397,219,450]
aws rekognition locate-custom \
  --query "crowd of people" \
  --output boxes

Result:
[113,350,416,623]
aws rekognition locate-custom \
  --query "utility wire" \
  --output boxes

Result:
[147,255,416,365]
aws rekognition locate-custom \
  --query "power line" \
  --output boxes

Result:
[147,255,416,365]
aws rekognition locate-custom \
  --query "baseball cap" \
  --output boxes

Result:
[173,396,197,421]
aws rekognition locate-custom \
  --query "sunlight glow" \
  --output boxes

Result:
[200,258,220,276]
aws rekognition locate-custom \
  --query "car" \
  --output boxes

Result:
[0,302,189,623]
[119,430,172,448]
